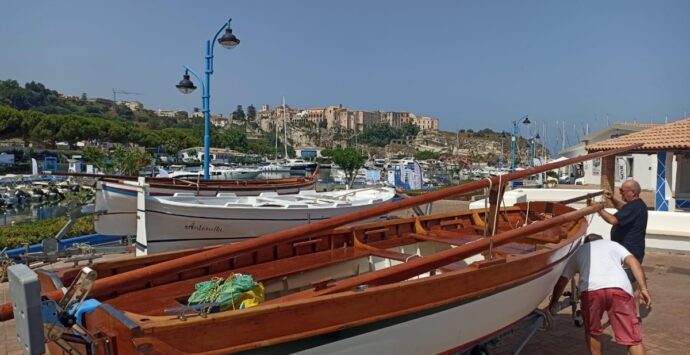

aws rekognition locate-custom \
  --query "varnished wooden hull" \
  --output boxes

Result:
[41,202,588,354]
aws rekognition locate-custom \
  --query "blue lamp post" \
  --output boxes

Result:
[510,115,530,172]
[176,18,240,180]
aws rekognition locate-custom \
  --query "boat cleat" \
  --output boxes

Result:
[164,302,221,320]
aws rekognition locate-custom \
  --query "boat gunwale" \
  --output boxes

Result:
[95,204,585,325]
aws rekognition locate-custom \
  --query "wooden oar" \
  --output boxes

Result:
[274,202,601,302]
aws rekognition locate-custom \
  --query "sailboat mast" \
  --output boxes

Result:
[283,96,288,159]
[274,112,278,160]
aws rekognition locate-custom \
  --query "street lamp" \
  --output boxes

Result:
[176,18,240,180]
[529,132,540,167]
[510,115,530,172]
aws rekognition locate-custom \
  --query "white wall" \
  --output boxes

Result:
[582,153,656,190]
[631,153,656,191]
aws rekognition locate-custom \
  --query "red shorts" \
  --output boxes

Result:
[581,288,642,346]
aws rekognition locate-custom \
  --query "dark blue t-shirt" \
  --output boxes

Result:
[611,198,648,261]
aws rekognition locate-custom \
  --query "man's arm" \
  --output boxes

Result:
[597,208,618,225]
[547,276,570,313]
[624,255,652,308]
[588,200,618,225]
[604,190,625,210]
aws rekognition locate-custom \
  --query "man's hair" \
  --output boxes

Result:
[624,179,642,195]
[584,233,603,243]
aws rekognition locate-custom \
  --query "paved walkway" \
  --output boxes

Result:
[487,251,690,354]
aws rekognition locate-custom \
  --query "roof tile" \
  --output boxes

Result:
[586,117,690,152]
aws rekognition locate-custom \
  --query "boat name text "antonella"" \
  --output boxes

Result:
[184,222,223,233]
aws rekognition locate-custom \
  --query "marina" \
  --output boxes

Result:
[2,2,690,354]
[1,144,687,353]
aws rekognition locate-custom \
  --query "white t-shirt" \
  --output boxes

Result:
[562,239,634,296]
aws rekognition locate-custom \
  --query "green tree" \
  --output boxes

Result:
[320,148,334,157]
[332,147,364,188]
[247,105,256,121]
[175,111,189,120]
[359,123,401,147]
[81,146,107,171]
[415,150,438,160]
[232,105,246,122]
[401,122,420,138]
[216,127,248,151]
[111,146,151,175]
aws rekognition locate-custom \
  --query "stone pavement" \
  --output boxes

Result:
[487,251,690,354]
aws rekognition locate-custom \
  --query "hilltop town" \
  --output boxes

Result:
[0,79,546,165]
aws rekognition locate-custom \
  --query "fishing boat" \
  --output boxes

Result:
[92,171,318,236]
[159,165,263,180]
[135,183,396,255]
[3,145,638,354]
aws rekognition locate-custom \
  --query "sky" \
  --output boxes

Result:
[2,0,690,155]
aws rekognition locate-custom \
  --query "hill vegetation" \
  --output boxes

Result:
[0,79,262,155]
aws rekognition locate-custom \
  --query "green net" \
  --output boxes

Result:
[187,273,263,312]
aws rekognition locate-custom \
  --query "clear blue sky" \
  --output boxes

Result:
[2,0,690,154]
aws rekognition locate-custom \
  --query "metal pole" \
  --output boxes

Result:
[200,19,232,179]
[511,120,518,172]
[530,138,535,167]
[203,40,212,180]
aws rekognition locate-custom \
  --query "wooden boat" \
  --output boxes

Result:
[160,165,262,180]
[31,201,592,354]
[91,170,318,236]
[3,145,639,354]
[135,183,396,255]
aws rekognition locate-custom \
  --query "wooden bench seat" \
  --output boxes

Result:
[106,247,372,315]
[493,242,535,256]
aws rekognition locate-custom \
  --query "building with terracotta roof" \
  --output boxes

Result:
[585,117,690,211]
[559,123,661,188]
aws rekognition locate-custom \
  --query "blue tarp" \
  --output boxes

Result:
[5,234,123,258]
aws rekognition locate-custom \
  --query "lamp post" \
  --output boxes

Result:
[529,132,540,167]
[176,18,240,180]
[510,115,530,172]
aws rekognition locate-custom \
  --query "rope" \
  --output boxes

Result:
[482,177,493,237]
[524,201,531,227]
[488,174,504,259]
[491,174,503,237]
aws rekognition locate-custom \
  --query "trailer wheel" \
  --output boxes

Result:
[469,344,490,355]
[574,310,583,327]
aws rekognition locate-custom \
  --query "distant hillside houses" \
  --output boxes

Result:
[256,104,439,133]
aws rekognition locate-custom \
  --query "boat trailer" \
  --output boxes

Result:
[460,279,583,355]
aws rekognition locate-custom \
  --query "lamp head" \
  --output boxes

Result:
[218,28,240,49]
[522,116,531,125]
[535,132,541,140]
[176,73,196,94]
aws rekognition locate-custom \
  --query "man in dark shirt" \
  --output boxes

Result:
[593,179,648,318]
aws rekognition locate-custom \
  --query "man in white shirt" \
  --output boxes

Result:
[547,234,651,355]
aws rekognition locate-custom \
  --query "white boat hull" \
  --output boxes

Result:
[136,196,393,255]
[94,179,316,236]
[294,260,566,354]
[132,181,396,256]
